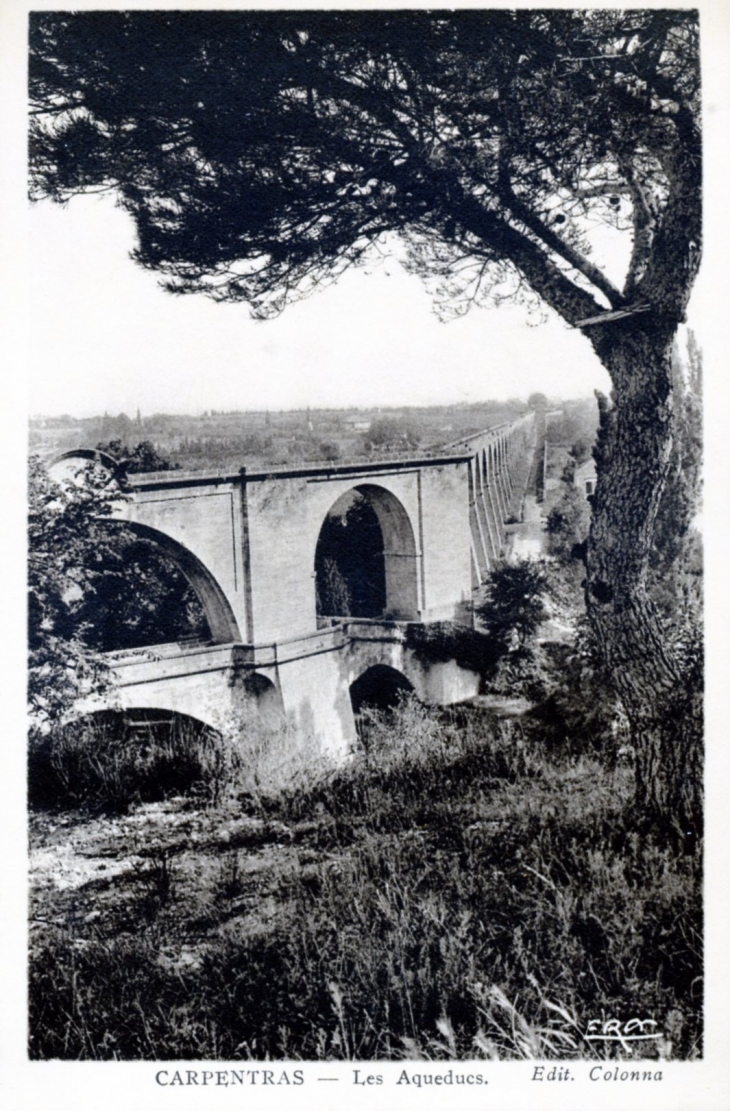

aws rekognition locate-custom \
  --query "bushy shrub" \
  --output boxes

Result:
[524,631,628,760]
[357,691,457,769]
[481,643,558,704]
[405,621,500,674]
[545,484,590,562]
[475,560,554,649]
[95,438,180,475]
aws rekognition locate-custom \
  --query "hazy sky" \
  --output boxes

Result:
[29,194,614,418]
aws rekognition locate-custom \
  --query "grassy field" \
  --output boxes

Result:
[28,696,702,1061]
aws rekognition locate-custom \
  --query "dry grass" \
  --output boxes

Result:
[28,697,702,1061]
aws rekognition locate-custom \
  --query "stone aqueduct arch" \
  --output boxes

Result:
[50,450,241,644]
[314,482,419,622]
[349,664,414,715]
[52,450,424,646]
[49,452,432,735]
[47,427,535,755]
[120,521,241,644]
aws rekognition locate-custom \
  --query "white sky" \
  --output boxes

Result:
[29,193,614,418]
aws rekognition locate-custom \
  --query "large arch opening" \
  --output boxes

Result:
[46,453,241,647]
[122,522,241,645]
[76,521,241,651]
[314,484,418,622]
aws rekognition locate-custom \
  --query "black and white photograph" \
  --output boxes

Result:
[8,2,730,1107]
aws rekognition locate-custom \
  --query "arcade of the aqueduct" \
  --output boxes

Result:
[51,413,536,755]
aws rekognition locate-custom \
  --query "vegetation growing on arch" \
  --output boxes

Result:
[28,456,124,738]
[28,455,209,740]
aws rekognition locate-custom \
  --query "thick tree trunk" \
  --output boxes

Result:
[586,316,702,846]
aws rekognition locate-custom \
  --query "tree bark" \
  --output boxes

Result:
[585,315,702,846]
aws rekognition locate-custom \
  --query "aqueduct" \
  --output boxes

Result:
[51,413,536,757]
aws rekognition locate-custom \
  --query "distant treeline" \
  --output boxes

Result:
[30,397,598,469]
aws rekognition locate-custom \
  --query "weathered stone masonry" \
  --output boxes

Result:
[53,415,535,760]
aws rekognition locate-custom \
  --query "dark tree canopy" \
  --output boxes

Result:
[95,439,181,476]
[364,416,422,454]
[29,9,699,324]
[475,559,553,649]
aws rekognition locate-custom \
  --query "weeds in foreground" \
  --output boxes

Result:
[28,708,345,815]
[29,698,702,1061]
[28,711,239,812]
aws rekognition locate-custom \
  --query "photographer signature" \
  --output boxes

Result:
[585,1018,661,1053]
